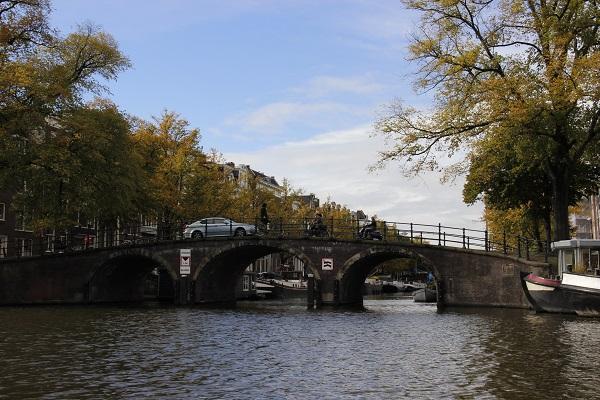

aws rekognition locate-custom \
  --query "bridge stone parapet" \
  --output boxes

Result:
[0,237,549,308]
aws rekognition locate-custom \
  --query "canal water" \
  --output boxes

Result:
[1,296,599,399]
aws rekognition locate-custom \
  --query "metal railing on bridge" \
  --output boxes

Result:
[0,217,549,262]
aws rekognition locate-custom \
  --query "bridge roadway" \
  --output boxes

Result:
[0,237,549,308]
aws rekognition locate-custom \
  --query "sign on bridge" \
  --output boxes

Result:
[321,258,333,271]
[180,249,191,276]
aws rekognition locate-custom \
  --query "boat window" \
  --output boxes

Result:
[592,251,600,273]
[577,248,592,274]
[562,249,574,273]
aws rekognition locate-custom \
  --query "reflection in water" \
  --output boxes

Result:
[1,299,599,399]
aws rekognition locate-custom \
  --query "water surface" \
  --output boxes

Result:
[1,296,598,399]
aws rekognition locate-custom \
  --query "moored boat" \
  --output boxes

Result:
[521,239,600,316]
[255,268,307,299]
[413,288,437,303]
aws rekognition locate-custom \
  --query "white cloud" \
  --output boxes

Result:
[293,75,384,97]
[225,101,352,135]
[225,125,485,230]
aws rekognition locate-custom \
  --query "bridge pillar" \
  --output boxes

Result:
[333,279,339,306]
[307,274,315,309]
[176,276,192,305]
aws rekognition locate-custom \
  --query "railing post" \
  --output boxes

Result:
[438,223,441,246]
[410,223,413,243]
[485,229,489,252]
[443,232,446,246]
[517,236,522,258]
[230,219,233,236]
[525,238,530,260]
[383,221,387,240]
[462,228,466,248]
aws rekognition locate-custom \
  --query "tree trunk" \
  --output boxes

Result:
[549,165,571,241]
[531,217,543,252]
[543,210,552,246]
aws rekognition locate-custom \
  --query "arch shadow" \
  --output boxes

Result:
[88,250,177,303]
[192,241,316,304]
[337,247,441,307]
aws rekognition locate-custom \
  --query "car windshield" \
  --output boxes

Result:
[191,218,232,225]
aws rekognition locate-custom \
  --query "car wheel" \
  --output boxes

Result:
[234,228,246,237]
[191,231,203,239]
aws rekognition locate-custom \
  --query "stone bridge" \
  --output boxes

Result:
[0,237,549,308]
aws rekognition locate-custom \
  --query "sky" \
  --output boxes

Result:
[50,0,485,230]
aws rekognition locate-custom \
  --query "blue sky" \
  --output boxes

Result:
[50,0,484,230]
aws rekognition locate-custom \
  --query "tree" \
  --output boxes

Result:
[132,111,208,238]
[463,128,554,241]
[180,150,238,219]
[0,12,133,231]
[0,0,52,61]
[375,0,600,240]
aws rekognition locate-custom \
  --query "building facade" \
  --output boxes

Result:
[222,163,284,197]
[0,190,35,258]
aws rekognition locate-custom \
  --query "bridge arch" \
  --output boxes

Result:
[336,246,441,307]
[88,249,177,303]
[192,240,316,304]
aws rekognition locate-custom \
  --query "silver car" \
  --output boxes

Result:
[183,217,257,239]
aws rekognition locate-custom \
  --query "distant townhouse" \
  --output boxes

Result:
[591,192,600,239]
[572,196,597,239]
[296,194,320,210]
[222,163,284,197]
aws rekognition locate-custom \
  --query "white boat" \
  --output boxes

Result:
[521,239,600,316]
[413,288,437,302]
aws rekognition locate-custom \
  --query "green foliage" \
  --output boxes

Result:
[0,1,134,231]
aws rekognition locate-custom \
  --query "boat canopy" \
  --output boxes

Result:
[553,240,600,277]
[552,239,600,250]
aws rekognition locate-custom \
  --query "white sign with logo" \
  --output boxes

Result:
[321,258,333,271]
[180,249,191,275]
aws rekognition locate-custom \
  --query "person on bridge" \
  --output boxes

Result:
[313,212,324,228]
[309,212,327,237]
[361,217,377,238]
[260,203,269,232]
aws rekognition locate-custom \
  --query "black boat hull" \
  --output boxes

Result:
[521,272,600,316]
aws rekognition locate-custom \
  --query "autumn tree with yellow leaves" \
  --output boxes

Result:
[376,0,600,240]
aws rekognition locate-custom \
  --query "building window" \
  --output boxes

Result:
[0,203,5,221]
[15,238,33,257]
[15,210,32,232]
[0,235,7,258]
[44,234,54,253]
